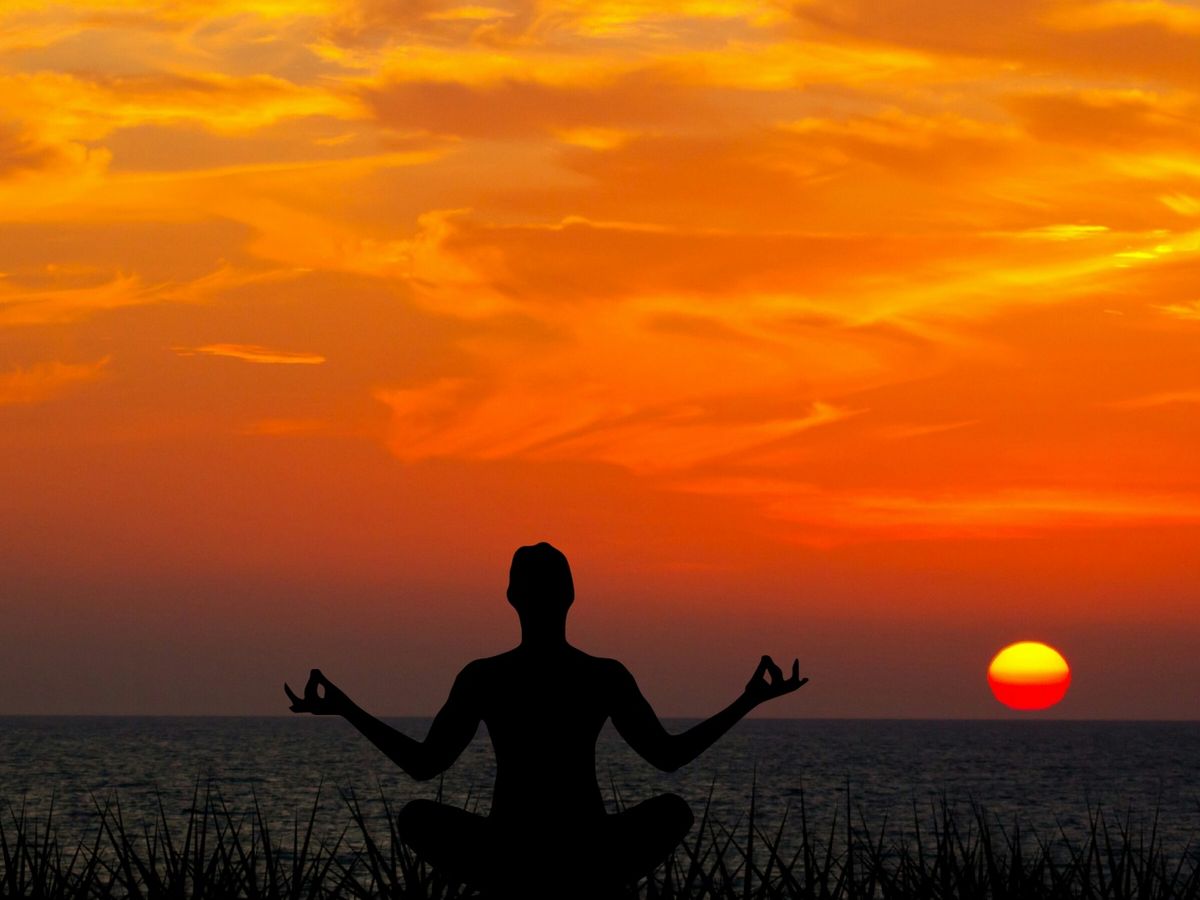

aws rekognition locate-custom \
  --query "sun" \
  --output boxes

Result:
[987,641,1071,711]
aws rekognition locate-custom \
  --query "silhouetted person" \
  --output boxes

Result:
[286,542,806,898]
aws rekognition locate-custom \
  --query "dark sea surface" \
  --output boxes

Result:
[2,717,1198,859]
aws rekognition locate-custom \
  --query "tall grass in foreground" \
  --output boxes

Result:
[2,783,1198,899]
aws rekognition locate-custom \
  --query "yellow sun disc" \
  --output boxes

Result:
[987,641,1071,710]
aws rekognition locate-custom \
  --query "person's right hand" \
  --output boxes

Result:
[284,669,350,716]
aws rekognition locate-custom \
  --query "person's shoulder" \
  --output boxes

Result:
[456,652,516,681]
[577,652,634,684]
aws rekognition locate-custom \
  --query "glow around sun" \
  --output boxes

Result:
[987,641,1071,711]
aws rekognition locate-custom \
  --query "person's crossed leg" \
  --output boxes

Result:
[396,792,694,898]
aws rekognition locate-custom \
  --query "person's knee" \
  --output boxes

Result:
[396,798,439,840]
[657,792,694,837]
[607,793,694,879]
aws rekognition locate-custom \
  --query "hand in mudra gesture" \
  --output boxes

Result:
[744,655,807,706]
[285,668,350,716]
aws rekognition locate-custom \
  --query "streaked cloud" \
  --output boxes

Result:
[173,343,327,365]
[1043,0,1200,35]
[1153,299,1200,320]
[0,274,147,325]
[378,381,860,473]
[1108,389,1200,409]
[1161,194,1200,216]
[1011,224,1110,241]
[0,357,109,405]
[677,478,1200,542]
[790,0,1200,84]
[0,119,72,177]
[875,419,980,440]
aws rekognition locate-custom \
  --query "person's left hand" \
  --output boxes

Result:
[284,669,350,715]
[744,655,807,706]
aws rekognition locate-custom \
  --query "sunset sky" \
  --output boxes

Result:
[3,0,1199,718]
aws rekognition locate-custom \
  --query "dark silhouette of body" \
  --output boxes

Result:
[286,542,806,897]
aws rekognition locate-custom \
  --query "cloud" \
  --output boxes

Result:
[359,71,701,139]
[0,0,343,37]
[676,478,1200,542]
[1042,0,1200,36]
[0,264,322,328]
[359,208,1189,332]
[1005,89,1200,151]
[0,119,71,177]
[173,343,327,364]
[0,273,146,326]
[779,108,1017,179]
[0,358,110,405]
[875,419,980,440]
[1009,224,1111,241]
[790,0,1200,86]
[374,208,950,313]
[534,0,791,36]
[322,0,535,48]
[0,71,363,146]
[484,116,1067,234]
[1160,193,1200,216]
[378,378,861,473]
[1108,389,1200,409]
[1154,299,1200,320]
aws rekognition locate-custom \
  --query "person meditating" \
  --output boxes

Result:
[285,542,806,898]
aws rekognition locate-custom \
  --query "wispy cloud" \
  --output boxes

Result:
[0,357,109,405]
[1108,388,1200,409]
[378,372,862,473]
[1154,300,1200,320]
[676,478,1200,543]
[173,343,326,365]
[875,419,980,440]
[1161,194,1200,216]
[0,274,147,325]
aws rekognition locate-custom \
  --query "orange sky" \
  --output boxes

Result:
[2,0,1198,717]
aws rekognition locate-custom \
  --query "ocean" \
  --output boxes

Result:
[2,717,1198,859]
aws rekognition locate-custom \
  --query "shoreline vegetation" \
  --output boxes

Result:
[2,782,1198,899]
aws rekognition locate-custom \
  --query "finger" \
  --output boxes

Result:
[752,656,771,682]
[797,677,809,688]
[310,670,333,700]
[788,659,801,684]
[765,657,784,683]
[284,683,307,712]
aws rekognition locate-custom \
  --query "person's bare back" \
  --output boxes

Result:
[464,647,616,825]
[285,542,806,898]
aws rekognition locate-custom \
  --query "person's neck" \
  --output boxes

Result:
[518,618,569,650]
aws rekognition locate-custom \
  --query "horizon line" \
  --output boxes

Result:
[2,713,1198,723]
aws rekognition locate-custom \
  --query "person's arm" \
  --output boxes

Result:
[285,666,481,781]
[609,656,806,772]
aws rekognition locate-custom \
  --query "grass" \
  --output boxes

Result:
[1,781,1198,899]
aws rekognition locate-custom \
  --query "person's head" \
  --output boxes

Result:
[507,542,574,622]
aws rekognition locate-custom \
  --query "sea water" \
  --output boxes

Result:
[1,717,1198,859]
